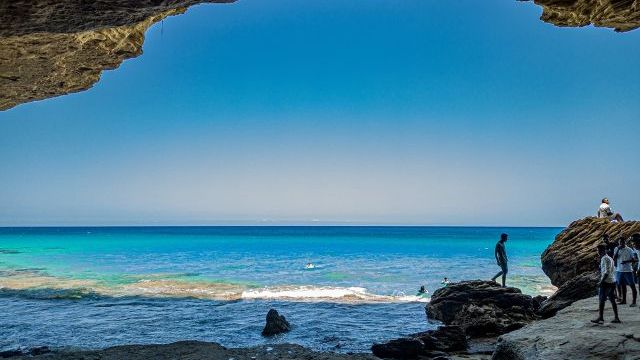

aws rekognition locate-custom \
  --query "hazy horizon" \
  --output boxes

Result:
[1,0,639,227]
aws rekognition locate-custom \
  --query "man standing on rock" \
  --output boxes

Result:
[491,233,508,287]
[592,244,621,324]
[613,238,638,306]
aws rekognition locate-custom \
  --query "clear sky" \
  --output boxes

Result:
[1,0,639,227]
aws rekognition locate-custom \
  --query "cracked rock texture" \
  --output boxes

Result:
[524,0,640,32]
[0,0,234,111]
[492,297,640,360]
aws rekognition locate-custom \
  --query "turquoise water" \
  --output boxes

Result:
[0,226,559,352]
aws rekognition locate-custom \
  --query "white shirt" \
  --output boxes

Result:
[598,203,612,219]
[614,246,636,272]
[600,255,616,283]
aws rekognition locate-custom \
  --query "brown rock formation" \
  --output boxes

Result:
[0,0,234,111]
[541,217,640,288]
[538,218,640,316]
[1,1,638,111]
[523,0,640,33]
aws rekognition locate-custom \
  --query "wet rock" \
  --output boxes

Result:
[261,309,291,336]
[372,326,468,359]
[426,280,538,337]
[414,325,468,352]
[0,350,23,358]
[536,272,599,319]
[371,338,424,359]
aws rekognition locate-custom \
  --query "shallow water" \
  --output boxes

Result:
[0,226,559,352]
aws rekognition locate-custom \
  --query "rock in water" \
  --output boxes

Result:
[493,297,640,360]
[415,325,468,352]
[426,280,538,337]
[262,309,291,336]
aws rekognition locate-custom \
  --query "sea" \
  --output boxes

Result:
[0,226,560,353]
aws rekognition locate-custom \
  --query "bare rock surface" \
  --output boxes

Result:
[536,271,599,318]
[426,280,538,338]
[372,325,469,359]
[0,0,234,111]
[541,218,640,288]
[492,297,640,360]
[6,341,377,360]
[523,0,640,32]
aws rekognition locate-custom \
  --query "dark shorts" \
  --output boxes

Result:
[616,272,636,286]
[499,262,508,273]
[599,282,616,302]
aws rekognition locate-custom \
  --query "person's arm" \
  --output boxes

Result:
[600,258,612,286]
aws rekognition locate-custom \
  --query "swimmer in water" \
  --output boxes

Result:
[417,285,428,296]
[305,262,315,269]
[441,277,451,286]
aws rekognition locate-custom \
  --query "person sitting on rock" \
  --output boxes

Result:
[490,233,509,287]
[613,238,638,307]
[598,198,624,222]
[592,244,621,324]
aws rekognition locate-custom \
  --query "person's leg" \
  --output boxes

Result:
[621,283,628,304]
[628,273,637,306]
[501,272,506,287]
[593,286,606,323]
[614,213,624,222]
[491,271,503,282]
[610,285,621,322]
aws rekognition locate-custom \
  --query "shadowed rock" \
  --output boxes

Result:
[426,280,538,337]
[536,271,598,318]
[262,309,291,336]
[372,325,468,359]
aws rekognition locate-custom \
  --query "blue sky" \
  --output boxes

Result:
[1,0,639,226]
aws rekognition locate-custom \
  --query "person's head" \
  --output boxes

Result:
[602,234,610,243]
[444,277,448,281]
[597,244,607,257]
[500,233,508,242]
[602,198,609,204]
[618,238,627,248]
[632,233,640,244]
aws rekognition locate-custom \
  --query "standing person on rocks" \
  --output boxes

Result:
[632,235,640,288]
[592,244,621,324]
[491,233,509,287]
[613,238,638,306]
[598,198,624,222]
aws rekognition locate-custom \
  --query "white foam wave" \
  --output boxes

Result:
[241,285,429,303]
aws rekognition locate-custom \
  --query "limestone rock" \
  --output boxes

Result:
[426,280,538,337]
[541,217,640,288]
[492,297,640,360]
[261,309,291,336]
[522,0,640,32]
[0,0,235,111]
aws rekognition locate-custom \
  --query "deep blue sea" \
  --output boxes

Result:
[0,226,560,353]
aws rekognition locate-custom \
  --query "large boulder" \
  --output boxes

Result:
[536,272,599,319]
[371,338,425,359]
[493,297,640,360]
[541,217,640,288]
[537,218,640,318]
[426,280,538,337]
[261,309,291,336]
